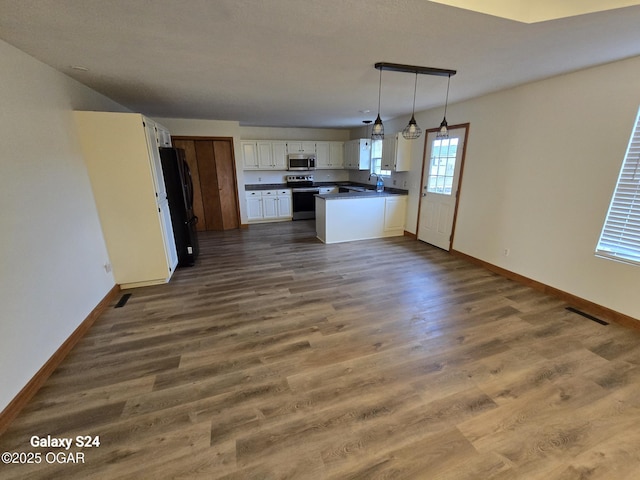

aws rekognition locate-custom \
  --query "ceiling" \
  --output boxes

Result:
[2,0,640,129]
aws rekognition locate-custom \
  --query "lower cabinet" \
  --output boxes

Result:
[246,191,264,221]
[246,189,292,223]
[316,195,407,244]
[383,195,408,233]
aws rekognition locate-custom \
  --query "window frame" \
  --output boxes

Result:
[595,107,640,267]
[370,139,391,177]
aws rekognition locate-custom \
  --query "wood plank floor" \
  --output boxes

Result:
[3,220,640,479]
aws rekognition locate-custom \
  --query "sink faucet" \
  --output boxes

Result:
[369,173,384,192]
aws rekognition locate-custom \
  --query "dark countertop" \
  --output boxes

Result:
[316,189,407,200]
[245,181,408,195]
[245,183,287,190]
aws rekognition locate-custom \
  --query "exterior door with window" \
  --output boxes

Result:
[417,127,467,250]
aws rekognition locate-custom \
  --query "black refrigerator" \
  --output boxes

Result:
[159,147,199,267]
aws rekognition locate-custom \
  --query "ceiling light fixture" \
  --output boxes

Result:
[374,62,456,140]
[437,73,452,139]
[402,73,422,140]
[371,68,384,140]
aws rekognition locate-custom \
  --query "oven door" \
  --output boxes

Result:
[291,187,319,220]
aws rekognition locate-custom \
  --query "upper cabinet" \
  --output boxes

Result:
[382,133,412,172]
[74,111,178,288]
[344,139,371,170]
[241,141,267,169]
[286,141,316,154]
[271,142,288,170]
[316,141,344,169]
[242,141,288,170]
[242,140,346,170]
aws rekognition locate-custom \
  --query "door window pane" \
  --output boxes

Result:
[427,138,459,195]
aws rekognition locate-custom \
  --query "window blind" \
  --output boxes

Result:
[596,108,640,266]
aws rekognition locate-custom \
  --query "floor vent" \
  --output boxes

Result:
[114,293,132,308]
[566,307,609,325]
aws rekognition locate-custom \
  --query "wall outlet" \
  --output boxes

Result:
[403,180,408,188]
[393,179,397,186]
[258,177,262,182]
[104,262,112,273]
[503,248,510,256]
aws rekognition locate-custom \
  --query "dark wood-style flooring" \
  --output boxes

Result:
[3,220,640,479]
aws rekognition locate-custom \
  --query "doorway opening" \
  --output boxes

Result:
[171,137,241,231]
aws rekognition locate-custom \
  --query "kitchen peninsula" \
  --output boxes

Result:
[315,189,408,244]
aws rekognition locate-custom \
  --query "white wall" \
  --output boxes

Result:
[364,55,640,321]
[0,40,129,411]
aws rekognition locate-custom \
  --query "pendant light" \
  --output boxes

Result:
[437,74,451,139]
[371,67,384,140]
[402,73,422,140]
[362,119,372,137]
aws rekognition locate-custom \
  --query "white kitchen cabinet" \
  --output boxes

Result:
[271,142,288,170]
[329,141,345,168]
[316,194,407,244]
[344,139,371,170]
[242,140,278,169]
[257,142,275,169]
[316,141,344,169]
[245,191,264,221]
[241,141,260,169]
[287,141,316,154]
[262,192,278,219]
[382,133,412,172]
[242,141,287,170]
[277,190,292,217]
[383,195,407,233]
[74,111,178,288]
[246,189,292,222]
[315,142,330,168]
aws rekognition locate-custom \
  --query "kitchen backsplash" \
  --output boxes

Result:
[242,169,413,192]
[243,170,349,185]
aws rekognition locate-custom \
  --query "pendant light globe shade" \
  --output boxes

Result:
[402,115,422,139]
[371,113,384,139]
[402,73,422,140]
[437,117,449,139]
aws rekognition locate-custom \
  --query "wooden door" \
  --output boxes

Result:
[172,137,240,231]
[417,126,468,250]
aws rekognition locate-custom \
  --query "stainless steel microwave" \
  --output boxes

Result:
[287,154,316,171]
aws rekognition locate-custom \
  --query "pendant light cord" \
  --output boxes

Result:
[411,73,417,115]
[443,74,451,119]
[377,68,382,113]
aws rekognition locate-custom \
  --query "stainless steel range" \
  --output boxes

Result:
[286,175,319,220]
